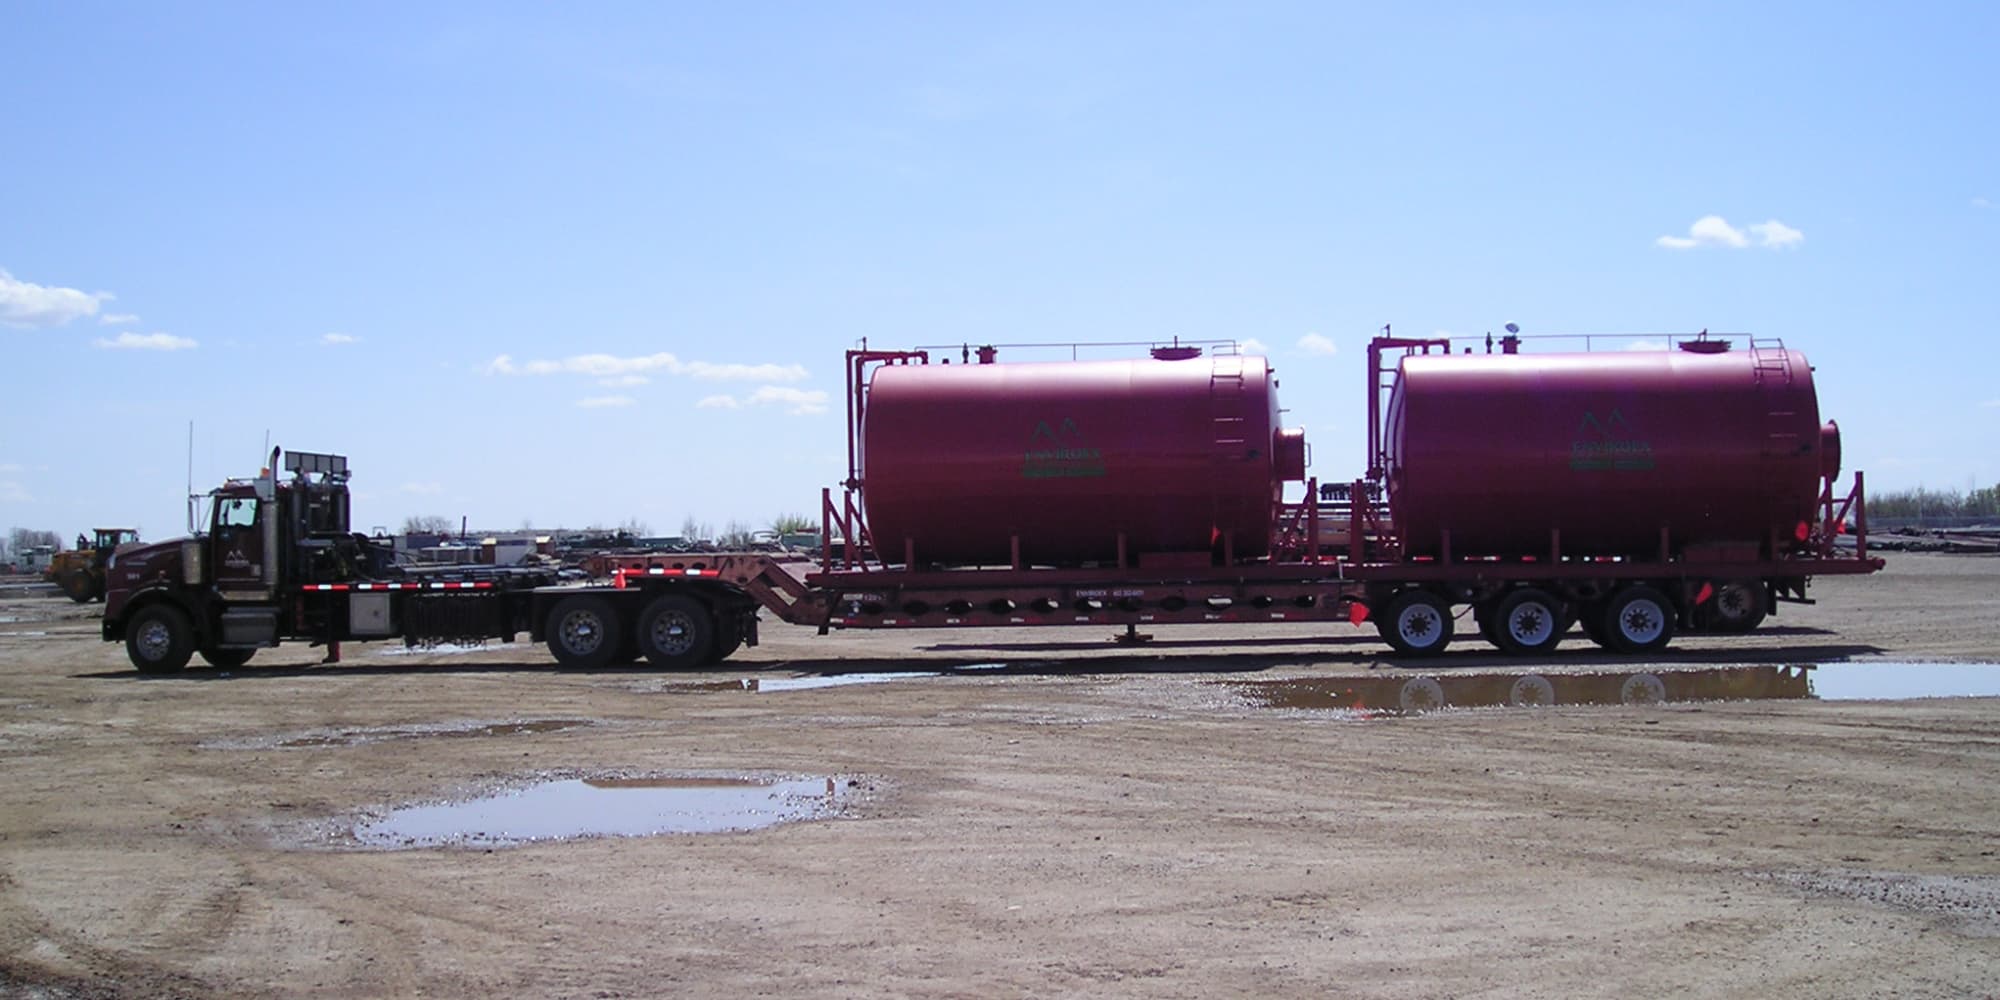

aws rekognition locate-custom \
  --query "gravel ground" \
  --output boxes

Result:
[1,553,1997,998]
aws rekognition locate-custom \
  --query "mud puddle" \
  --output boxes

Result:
[354,775,848,848]
[754,672,941,692]
[1813,662,2000,701]
[1227,665,1813,714]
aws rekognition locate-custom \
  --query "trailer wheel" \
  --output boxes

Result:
[1378,590,1453,657]
[1508,673,1557,707]
[127,605,193,674]
[546,595,622,669]
[1493,588,1564,657]
[1601,586,1675,655]
[1700,579,1767,633]
[1577,600,1609,648]
[1473,602,1501,648]
[61,570,96,603]
[198,646,255,669]
[639,595,714,669]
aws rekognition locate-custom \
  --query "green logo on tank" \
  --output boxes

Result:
[1023,418,1107,479]
[1570,409,1655,471]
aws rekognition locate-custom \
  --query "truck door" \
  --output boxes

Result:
[211,495,272,597]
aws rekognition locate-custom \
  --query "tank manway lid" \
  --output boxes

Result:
[1150,345,1203,360]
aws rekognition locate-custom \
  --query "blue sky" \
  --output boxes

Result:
[3,2,1995,546]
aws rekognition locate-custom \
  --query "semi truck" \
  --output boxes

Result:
[102,332,1883,673]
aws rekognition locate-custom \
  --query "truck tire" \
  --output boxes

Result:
[127,605,194,674]
[546,595,622,669]
[639,594,714,669]
[62,570,95,603]
[1600,585,1676,655]
[1492,588,1564,657]
[199,646,255,669]
[1377,590,1453,657]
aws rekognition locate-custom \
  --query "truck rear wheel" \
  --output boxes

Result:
[546,595,622,669]
[127,605,193,674]
[639,595,714,669]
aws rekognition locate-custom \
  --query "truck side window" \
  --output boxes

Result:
[218,498,259,529]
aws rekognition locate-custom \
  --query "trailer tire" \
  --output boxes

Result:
[127,604,193,674]
[1378,590,1453,657]
[1700,579,1767,633]
[639,595,714,669]
[1601,586,1676,655]
[546,595,622,669]
[198,646,255,669]
[1493,588,1564,657]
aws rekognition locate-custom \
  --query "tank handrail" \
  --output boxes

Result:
[909,339,1243,361]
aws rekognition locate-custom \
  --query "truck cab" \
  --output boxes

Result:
[103,450,398,671]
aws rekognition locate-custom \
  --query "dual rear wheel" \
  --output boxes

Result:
[544,593,730,670]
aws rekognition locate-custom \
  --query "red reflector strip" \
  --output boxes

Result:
[302,581,494,592]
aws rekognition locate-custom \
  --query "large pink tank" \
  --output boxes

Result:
[861,352,1307,567]
[1385,343,1839,559]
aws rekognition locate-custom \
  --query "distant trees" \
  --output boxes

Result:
[9,527,60,552]
[716,519,754,548]
[401,515,455,535]
[1870,484,2000,520]
[770,513,814,534]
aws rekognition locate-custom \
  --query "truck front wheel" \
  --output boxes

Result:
[639,595,714,669]
[127,605,194,674]
[546,596,622,669]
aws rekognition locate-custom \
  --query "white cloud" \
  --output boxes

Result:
[1747,220,1803,248]
[1296,333,1339,356]
[485,350,807,382]
[1657,215,1803,250]
[1980,399,2000,409]
[93,332,197,351]
[576,395,636,409]
[0,481,30,503]
[321,332,358,346]
[1237,337,1269,355]
[1,269,110,328]
[99,312,140,326]
[400,482,443,496]
[599,374,650,387]
[693,388,841,415]
[0,463,20,473]
[747,386,830,416]
[1975,197,1992,210]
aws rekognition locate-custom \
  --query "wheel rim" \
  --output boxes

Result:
[1616,598,1666,644]
[558,610,605,654]
[1396,603,1444,649]
[135,620,172,662]
[1507,600,1556,647]
[649,609,697,656]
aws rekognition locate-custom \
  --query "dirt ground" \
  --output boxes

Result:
[2,553,1998,998]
